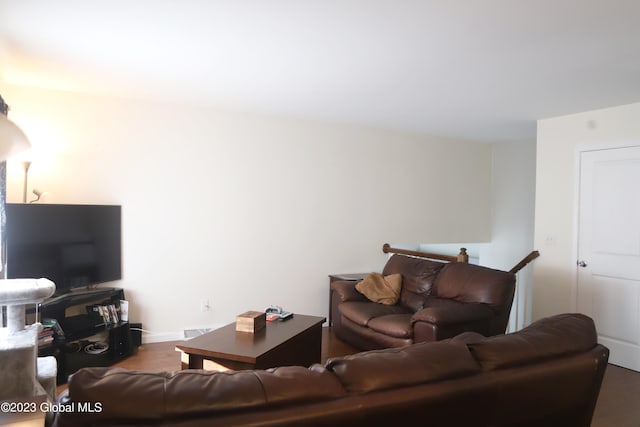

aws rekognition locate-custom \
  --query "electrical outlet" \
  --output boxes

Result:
[200,299,210,312]
[545,235,556,246]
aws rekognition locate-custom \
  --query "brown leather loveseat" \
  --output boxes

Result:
[330,254,516,350]
[52,313,608,427]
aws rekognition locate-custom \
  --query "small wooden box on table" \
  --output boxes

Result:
[176,314,325,371]
[235,311,266,333]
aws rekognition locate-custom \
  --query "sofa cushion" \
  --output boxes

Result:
[382,255,446,311]
[63,366,346,423]
[467,313,598,371]
[67,368,168,422]
[433,262,515,312]
[412,297,494,325]
[355,272,402,305]
[367,314,414,339]
[339,301,412,327]
[325,340,480,394]
[253,366,346,404]
[449,331,487,345]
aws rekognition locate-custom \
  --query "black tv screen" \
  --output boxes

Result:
[5,203,122,294]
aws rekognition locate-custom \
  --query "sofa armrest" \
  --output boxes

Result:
[330,280,368,303]
[410,299,495,342]
[411,299,494,326]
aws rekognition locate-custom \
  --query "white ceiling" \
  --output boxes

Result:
[0,0,639,142]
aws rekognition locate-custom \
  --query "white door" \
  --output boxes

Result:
[577,145,640,371]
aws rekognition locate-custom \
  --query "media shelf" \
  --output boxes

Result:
[33,287,136,384]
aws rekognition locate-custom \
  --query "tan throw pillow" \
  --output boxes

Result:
[355,272,402,305]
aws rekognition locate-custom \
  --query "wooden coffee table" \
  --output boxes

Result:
[175,314,326,371]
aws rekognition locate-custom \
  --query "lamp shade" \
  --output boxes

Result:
[0,114,31,161]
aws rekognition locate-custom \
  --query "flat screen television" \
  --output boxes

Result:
[5,203,122,294]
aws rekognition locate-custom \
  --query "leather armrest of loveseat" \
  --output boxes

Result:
[411,298,495,341]
[330,280,368,303]
[411,299,494,326]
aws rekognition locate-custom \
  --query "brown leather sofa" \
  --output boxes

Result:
[52,313,608,427]
[330,254,516,350]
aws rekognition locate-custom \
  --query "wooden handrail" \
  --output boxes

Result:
[382,243,469,263]
[508,250,540,274]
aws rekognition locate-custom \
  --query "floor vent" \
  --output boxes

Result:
[183,328,213,339]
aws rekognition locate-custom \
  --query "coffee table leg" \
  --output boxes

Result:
[188,354,204,370]
[177,348,205,370]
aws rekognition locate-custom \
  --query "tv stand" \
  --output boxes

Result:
[34,287,136,384]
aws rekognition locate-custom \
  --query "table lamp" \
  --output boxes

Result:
[0,113,31,160]
[0,96,57,408]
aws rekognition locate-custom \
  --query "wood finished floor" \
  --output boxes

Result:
[57,328,640,426]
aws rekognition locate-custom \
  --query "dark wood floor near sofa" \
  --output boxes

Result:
[57,328,640,426]
[590,363,640,427]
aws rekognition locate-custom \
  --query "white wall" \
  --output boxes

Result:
[1,84,492,341]
[483,141,536,271]
[418,141,536,270]
[534,102,640,321]
[419,141,537,330]
[485,141,536,329]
